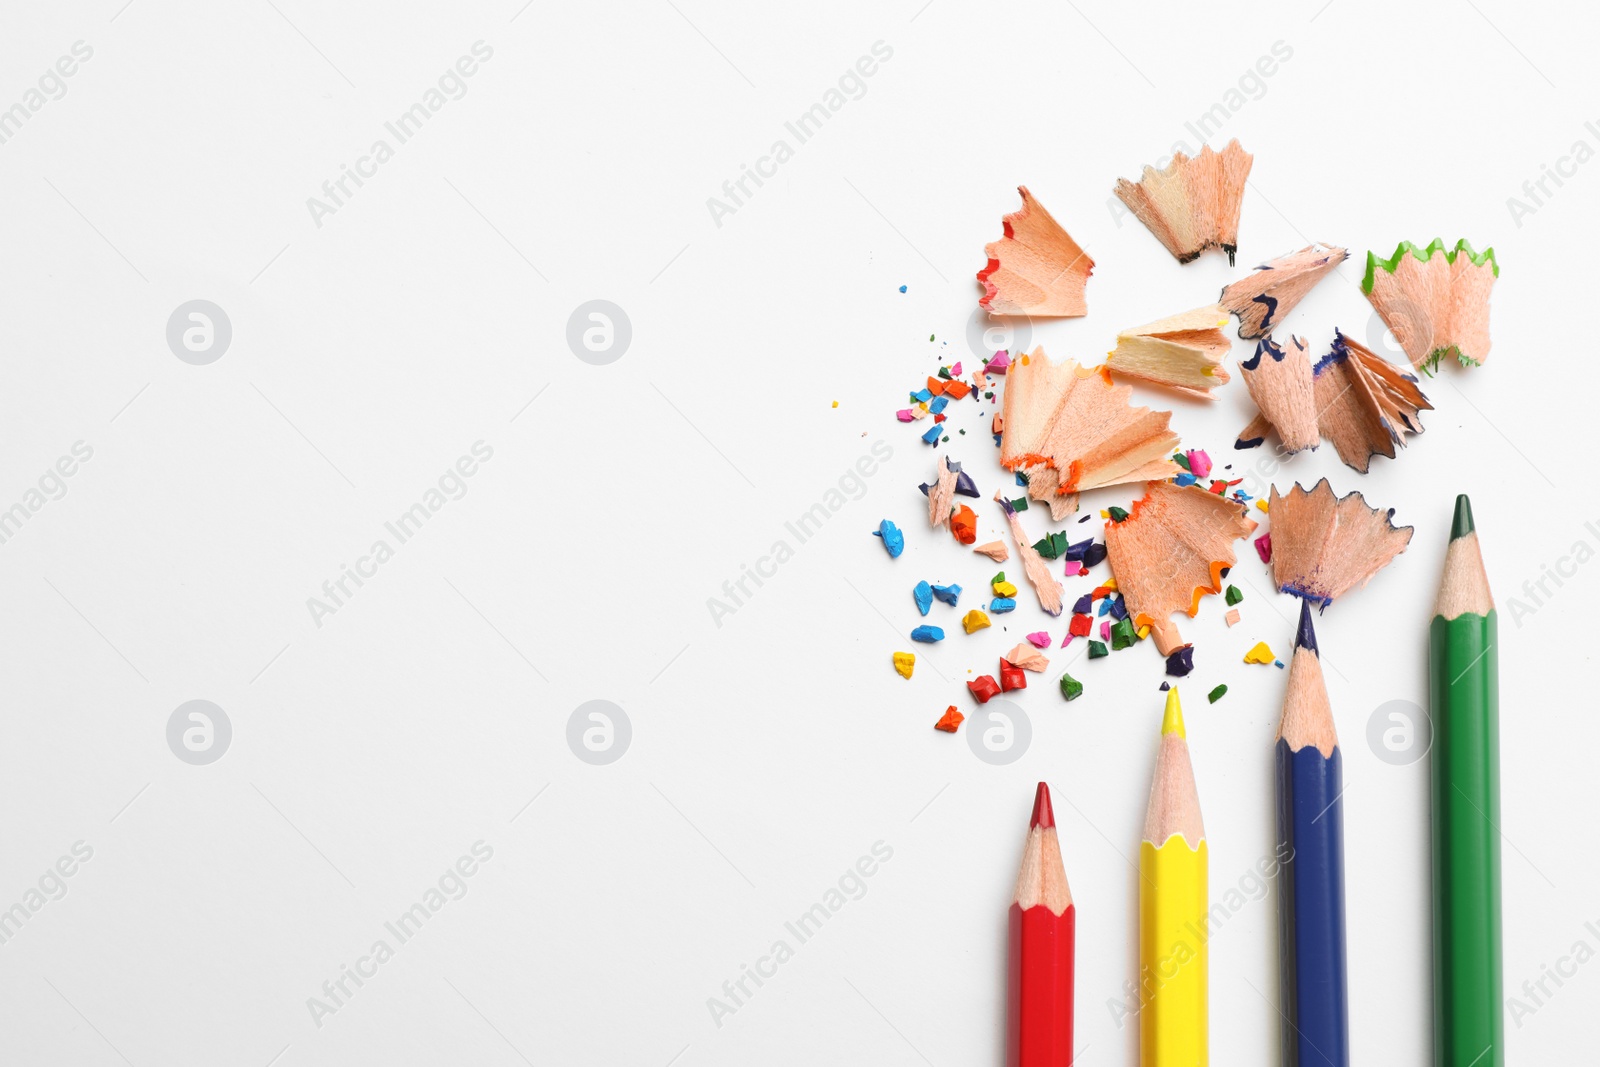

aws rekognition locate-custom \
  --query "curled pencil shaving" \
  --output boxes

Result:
[999,347,1180,505]
[1362,239,1497,371]
[1021,465,1080,522]
[1104,481,1258,655]
[1113,139,1253,264]
[1267,479,1413,607]
[995,492,1064,616]
[1220,243,1348,339]
[977,186,1094,317]
[925,455,960,529]
[1236,335,1319,453]
[1105,304,1232,399]
[1313,330,1432,473]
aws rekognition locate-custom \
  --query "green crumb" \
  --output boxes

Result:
[1033,531,1067,559]
[1108,506,1129,523]
[1361,238,1499,293]
[1207,684,1228,704]
[1088,640,1109,659]
[1225,585,1243,606]
[929,334,935,342]
[992,571,1005,585]
[1059,673,1083,701]
[1110,618,1136,650]
[1173,452,1192,471]
[1011,496,1029,511]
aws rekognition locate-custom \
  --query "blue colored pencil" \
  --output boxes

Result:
[1274,601,1349,1067]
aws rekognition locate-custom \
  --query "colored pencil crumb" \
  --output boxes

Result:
[893,652,915,679]
[874,520,904,558]
[950,505,977,544]
[935,706,964,732]
[968,675,1001,703]
[1208,684,1228,703]
[1244,641,1275,665]
[999,659,1027,692]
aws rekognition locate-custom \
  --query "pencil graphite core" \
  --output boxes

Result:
[1430,495,1502,1067]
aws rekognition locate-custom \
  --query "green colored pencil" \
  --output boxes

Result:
[1429,495,1501,1067]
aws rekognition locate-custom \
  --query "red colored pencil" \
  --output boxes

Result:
[1007,782,1075,1066]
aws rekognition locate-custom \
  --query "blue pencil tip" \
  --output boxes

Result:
[1295,598,1318,655]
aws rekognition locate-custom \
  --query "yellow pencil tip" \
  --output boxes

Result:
[1161,688,1185,738]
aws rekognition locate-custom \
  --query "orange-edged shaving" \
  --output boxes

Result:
[1000,348,1179,516]
[1104,481,1258,655]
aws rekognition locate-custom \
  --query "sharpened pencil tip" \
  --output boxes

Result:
[1295,598,1318,655]
[1030,782,1054,829]
[1161,688,1185,738]
[1451,494,1475,540]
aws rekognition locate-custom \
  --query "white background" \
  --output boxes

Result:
[0,0,1594,1064]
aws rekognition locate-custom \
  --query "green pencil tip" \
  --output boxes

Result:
[1451,495,1475,539]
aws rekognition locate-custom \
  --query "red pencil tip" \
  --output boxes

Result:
[1030,782,1054,828]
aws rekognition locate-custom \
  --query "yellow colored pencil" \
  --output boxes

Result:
[1139,688,1208,1066]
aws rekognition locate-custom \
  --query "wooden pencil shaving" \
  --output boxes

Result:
[1020,466,1080,522]
[973,540,1009,563]
[1267,480,1413,606]
[977,186,1095,317]
[999,348,1180,509]
[994,492,1064,616]
[1220,244,1349,339]
[927,455,960,529]
[1104,481,1258,655]
[1236,335,1318,453]
[1313,330,1432,473]
[1114,140,1253,264]
[1106,305,1232,399]
[1363,239,1497,371]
